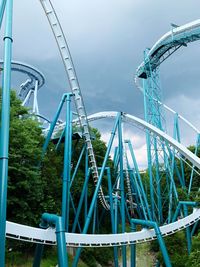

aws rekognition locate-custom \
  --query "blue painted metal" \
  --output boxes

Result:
[130,221,136,267]
[143,78,155,220]
[62,93,73,231]
[72,169,90,233]
[118,113,127,267]
[84,147,88,221]
[70,145,86,187]
[127,140,152,220]
[32,244,44,267]
[42,93,68,155]
[188,133,200,194]
[0,0,6,28]
[73,113,120,267]
[132,219,172,267]
[183,204,191,254]
[0,1,13,265]
[41,213,68,267]
[107,167,119,267]
[172,201,197,222]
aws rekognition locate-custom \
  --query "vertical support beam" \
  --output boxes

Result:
[127,140,152,220]
[33,79,39,115]
[188,133,200,194]
[183,204,191,254]
[32,244,44,267]
[40,214,68,267]
[0,1,13,265]
[118,113,127,267]
[72,169,90,233]
[72,113,120,267]
[62,93,73,231]
[130,222,136,267]
[85,147,88,221]
[107,167,118,267]
[143,78,155,220]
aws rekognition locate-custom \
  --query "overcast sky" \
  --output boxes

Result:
[2,0,200,167]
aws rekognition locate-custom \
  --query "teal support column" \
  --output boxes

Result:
[132,219,172,267]
[70,145,86,187]
[0,0,7,27]
[118,113,126,267]
[42,93,68,155]
[107,167,118,267]
[62,93,73,231]
[72,169,90,233]
[85,148,88,221]
[72,113,120,267]
[183,204,191,254]
[130,222,136,267]
[62,93,72,232]
[127,140,152,220]
[143,78,155,220]
[32,244,44,267]
[0,1,13,266]
[41,213,68,267]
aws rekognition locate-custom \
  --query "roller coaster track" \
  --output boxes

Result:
[136,19,200,78]
[39,0,109,210]
[6,111,200,246]
[135,20,200,135]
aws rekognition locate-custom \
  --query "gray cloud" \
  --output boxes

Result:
[3,0,200,140]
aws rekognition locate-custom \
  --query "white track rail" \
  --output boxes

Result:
[6,112,200,246]
[39,0,109,210]
[136,19,200,77]
[6,209,200,247]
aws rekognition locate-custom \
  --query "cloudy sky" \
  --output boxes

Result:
[2,0,200,167]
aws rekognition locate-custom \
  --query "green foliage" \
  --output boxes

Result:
[7,91,44,226]
[151,231,188,267]
[185,232,200,267]
[81,247,113,267]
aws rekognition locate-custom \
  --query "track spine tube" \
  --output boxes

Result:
[72,113,121,267]
[0,0,13,265]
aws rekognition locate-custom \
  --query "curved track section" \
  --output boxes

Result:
[0,60,45,93]
[136,19,200,78]
[39,0,109,210]
[135,19,200,144]
[6,208,200,247]
[5,112,200,246]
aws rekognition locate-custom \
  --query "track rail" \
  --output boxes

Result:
[136,19,200,78]
[6,112,200,246]
[6,209,200,247]
[39,0,109,210]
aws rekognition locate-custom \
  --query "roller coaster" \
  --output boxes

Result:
[0,0,200,266]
